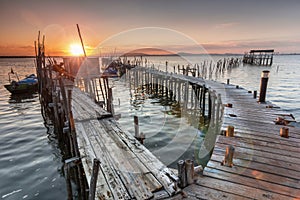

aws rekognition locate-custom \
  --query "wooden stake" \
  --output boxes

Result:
[185,159,194,185]
[221,145,235,167]
[259,71,270,102]
[134,116,140,138]
[177,160,187,188]
[280,127,289,138]
[89,158,100,200]
[226,126,234,137]
[253,90,257,99]
[64,164,73,200]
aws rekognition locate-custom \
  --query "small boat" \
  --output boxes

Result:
[4,69,38,94]
[102,60,122,78]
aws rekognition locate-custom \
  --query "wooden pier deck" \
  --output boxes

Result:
[182,81,300,200]
[71,87,179,199]
[70,66,299,199]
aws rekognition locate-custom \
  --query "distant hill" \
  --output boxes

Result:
[121,48,176,57]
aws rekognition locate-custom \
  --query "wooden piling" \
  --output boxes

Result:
[89,158,100,200]
[107,87,113,114]
[202,86,206,117]
[259,70,270,103]
[221,145,235,167]
[226,125,234,137]
[280,127,289,138]
[64,163,73,200]
[134,116,140,138]
[253,90,257,99]
[177,160,187,188]
[185,159,194,185]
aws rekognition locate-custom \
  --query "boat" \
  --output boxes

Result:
[4,70,38,94]
[101,59,134,78]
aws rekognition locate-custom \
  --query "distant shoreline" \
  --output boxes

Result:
[0,53,299,58]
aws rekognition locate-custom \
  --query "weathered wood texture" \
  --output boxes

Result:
[72,65,299,199]
[72,88,179,199]
[190,81,300,199]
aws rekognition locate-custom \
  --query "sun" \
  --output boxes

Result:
[69,43,84,56]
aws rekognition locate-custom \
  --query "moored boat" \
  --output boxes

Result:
[4,72,38,94]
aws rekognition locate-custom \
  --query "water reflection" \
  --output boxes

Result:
[8,93,38,104]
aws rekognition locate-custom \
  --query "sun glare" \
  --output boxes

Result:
[69,44,84,56]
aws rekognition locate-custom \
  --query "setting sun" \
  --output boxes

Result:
[69,44,84,56]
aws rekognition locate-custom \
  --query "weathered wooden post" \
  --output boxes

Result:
[280,127,289,138]
[185,159,194,185]
[177,160,187,188]
[177,81,181,102]
[133,116,145,144]
[226,125,234,137]
[227,79,230,85]
[253,90,257,99]
[107,87,113,114]
[165,61,168,72]
[89,158,100,200]
[64,163,73,200]
[134,115,139,138]
[202,86,206,117]
[221,145,235,167]
[216,93,222,123]
[259,70,270,102]
[208,91,212,119]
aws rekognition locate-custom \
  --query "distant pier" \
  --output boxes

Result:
[243,49,274,66]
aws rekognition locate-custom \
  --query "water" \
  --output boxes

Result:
[112,54,300,169]
[0,58,67,199]
[0,55,299,198]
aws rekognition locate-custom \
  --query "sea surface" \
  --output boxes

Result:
[0,55,299,199]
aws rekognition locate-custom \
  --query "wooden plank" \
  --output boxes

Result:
[72,88,111,121]
[203,163,300,199]
[209,154,300,188]
[75,122,130,199]
[195,175,293,200]
[72,86,180,199]
[217,136,300,159]
[217,135,300,156]
[107,120,179,196]
[221,122,300,139]
[222,120,300,139]
[183,183,252,200]
[83,120,154,199]
[212,147,300,173]
[215,143,300,165]
[228,130,300,148]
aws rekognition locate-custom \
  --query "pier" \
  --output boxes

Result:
[35,36,299,199]
[243,49,274,66]
[125,66,300,199]
[181,81,300,199]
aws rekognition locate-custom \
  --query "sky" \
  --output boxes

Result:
[0,0,300,56]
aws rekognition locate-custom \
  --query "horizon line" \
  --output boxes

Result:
[1,52,300,58]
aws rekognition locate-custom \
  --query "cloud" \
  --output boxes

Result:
[214,22,239,29]
[0,45,35,56]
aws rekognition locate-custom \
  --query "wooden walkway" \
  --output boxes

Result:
[70,65,299,199]
[182,81,300,200]
[71,88,179,199]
